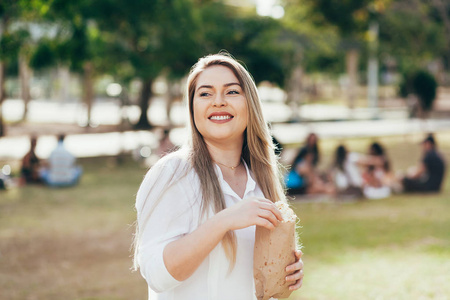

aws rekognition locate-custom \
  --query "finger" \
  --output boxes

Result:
[286,269,304,282]
[260,202,283,221]
[255,197,274,204]
[295,249,303,259]
[256,218,275,230]
[289,277,303,291]
[258,209,279,227]
[286,258,303,273]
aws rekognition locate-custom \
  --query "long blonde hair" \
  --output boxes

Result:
[186,53,286,267]
[132,53,286,271]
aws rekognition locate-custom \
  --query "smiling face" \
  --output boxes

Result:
[193,65,248,146]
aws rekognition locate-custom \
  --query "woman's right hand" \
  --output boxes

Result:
[217,197,283,231]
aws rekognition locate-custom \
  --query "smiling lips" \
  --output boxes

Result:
[208,112,234,123]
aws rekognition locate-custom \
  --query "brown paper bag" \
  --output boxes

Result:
[254,218,297,300]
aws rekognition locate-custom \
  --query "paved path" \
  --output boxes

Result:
[2,96,450,160]
[2,118,450,161]
[272,118,450,145]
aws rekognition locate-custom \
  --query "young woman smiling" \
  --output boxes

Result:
[133,53,304,300]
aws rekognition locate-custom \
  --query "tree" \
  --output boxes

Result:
[0,0,32,135]
[91,0,293,128]
[430,0,450,73]
[34,0,102,127]
[284,0,390,108]
[400,69,438,118]
[379,1,446,68]
[198,2,295,87]
[88,0,202,129]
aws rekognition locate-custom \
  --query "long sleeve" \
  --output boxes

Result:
[135,157,195,293]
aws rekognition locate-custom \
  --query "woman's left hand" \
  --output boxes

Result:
[285,250,304,291]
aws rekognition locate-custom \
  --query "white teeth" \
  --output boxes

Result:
[210,115,232,120]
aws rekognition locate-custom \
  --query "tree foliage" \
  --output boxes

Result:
[400,69,438,111]
[379,0,447,72]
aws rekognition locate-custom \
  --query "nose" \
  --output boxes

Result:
[212,93,227,107]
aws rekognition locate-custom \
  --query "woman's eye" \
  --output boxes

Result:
[228,90,239,95]
[200,92,210,97]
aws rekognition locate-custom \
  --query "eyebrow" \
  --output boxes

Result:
[196,82,241,91]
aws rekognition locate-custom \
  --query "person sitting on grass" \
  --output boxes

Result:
[332,145,363,197]
[400,133,446,193]
[40,134,82,187]
[0,176,5,190]
[361,164,391,199]
[361,142,392,199]
[286,133,335,196]
[20,135,42,185]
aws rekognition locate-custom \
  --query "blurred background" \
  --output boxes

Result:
[0,0,449,299]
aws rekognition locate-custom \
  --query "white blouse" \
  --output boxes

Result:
[135,153,263,300]
[335,152,363,190]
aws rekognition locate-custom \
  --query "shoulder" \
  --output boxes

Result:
[299,147,307,157]
[426,150,445,163]
[347,152,360,162]
[423,150,435,161]
[136,149,199,214]
[149,149,190,175]
[293,147,307,163]
[142,150,191,185]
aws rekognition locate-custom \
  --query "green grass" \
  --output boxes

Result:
[0,133,449,300]
[291,193,450,300]
[0,157,147,300]
[288,132,450,300]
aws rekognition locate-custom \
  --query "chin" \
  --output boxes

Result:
[206,133,242,144]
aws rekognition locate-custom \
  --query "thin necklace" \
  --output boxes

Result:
[213,159,241,170]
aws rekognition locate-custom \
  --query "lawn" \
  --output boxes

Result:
[0,132,449,300]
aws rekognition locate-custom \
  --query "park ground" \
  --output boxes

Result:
[0,131,449,300]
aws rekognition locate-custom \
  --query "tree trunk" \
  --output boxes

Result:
[287,65,303,122]
[19,53,31,121]
[346,48,359,110]
[166,80,181,126]
[135,78,153,129]
[57,66,70,103]
[367,21,379,118]
[83,61,94,127]
[0,62,6,137]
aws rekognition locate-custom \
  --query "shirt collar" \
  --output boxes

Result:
[214,160,256,200]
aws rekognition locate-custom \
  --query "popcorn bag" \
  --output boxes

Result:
[254,201,298,300]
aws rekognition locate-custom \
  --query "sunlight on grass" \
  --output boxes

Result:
[0,132,449,299]
[295,250,450,299]
[289,168,450,299]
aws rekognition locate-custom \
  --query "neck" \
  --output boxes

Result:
[206,139,243,170]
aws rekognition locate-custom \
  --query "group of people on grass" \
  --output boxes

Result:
[18,134,82,188]
[285,133,446,199]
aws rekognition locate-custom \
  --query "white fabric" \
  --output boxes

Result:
[48,141,77,183]
[335,152,363,190]
[363,169,391,199]
[363,185,391,199]
[135,153,262,300]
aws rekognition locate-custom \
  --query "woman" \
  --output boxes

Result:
[332,145,363,197]
[295,133,320,167]
[362,142,392,199]
[133,53,304,300]
[286,133,334,195]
